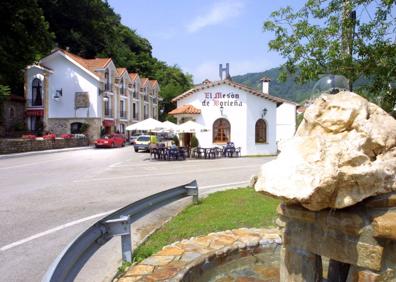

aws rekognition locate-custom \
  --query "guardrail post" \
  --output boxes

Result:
[103,215,132,262]
[186,183,199,204]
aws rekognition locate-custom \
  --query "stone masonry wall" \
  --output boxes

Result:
[47,118,101,141]
[0,138,89,154]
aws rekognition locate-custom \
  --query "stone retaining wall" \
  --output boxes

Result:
[117,228,281,282]
[0,138,89,154]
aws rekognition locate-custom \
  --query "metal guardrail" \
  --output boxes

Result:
[42,180,199,282]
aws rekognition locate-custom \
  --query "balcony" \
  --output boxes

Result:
[26,98,44,108]
[104,108,113,118]
[120,111,128,119]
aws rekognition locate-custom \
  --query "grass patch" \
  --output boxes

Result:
[133,188,279,262]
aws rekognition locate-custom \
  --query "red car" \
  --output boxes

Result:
[95,134,126,148]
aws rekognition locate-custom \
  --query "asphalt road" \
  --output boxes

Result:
[0,146,274,282]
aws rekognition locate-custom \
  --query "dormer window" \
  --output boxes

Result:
[105,69,110,91]
[120,78,125,95]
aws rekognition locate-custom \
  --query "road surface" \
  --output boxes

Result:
[0,146,274,281]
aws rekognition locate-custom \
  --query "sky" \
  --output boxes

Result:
[107,0,306,83]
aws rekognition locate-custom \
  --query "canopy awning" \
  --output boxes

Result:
[177,120,207,133]
[126,118,164,131]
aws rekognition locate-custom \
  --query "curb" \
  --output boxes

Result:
[0,146,94,159]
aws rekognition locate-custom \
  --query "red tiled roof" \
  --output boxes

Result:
[149,80,158,87]
[168,104,201,115]
[58,49,111,77]
[116,68,127,76]
[129,73,139,81]
[171,79,297,105]
[140,78,149,87]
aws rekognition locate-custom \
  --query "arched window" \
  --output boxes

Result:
[70,122,83,134]
[213,118,230,144]
[255,119,267,143]
[32,78,42,106]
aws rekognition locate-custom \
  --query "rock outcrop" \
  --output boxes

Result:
[255,91,396,211]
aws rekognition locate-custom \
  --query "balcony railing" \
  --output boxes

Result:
[104,108,113,118]
[26,98,44,107]
[120,111,128,119]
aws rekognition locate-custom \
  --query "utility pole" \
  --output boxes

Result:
[341,0,356,91]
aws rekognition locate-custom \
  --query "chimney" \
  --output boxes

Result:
[219,63,231,80]
[260,76,271,94]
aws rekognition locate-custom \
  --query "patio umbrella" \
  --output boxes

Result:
[126,118,164,131]
[161,120,179,132]
[177,120,207,133]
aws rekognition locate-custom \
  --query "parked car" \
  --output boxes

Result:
[95,134,126,148]
[133,135,156,152]
[129,135,140,145]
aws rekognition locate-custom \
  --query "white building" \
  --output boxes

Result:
[24,48,160,140]
[169,77,296,156]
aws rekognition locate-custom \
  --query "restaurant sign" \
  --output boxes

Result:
[201,92,242,107]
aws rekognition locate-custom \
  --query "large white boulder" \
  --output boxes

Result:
[255,91,396,211]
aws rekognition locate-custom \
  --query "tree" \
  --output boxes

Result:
[263,0,396,111]
[0,0,54,95]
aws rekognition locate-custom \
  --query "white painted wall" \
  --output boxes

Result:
[246,93,277,155]
[176,84,278,155]
[41,55,101,118]
[276,102,296,142]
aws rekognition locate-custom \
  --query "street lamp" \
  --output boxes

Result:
[103,94,109,102]
[53,89,62,102]
[261,108,267,119]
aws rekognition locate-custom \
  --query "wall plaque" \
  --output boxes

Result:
[75,92,90,109]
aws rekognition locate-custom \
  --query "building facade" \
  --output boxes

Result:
[24,49,160,140]
[169,78,296,156]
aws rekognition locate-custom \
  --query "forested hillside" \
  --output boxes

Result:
[0,0,193,119]
[233,68,315,103]
[233,68,371,103]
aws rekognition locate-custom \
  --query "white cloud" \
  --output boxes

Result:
[189,59,275,84]
[186,1,244,33]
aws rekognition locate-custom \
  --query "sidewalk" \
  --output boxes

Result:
[0,145,94,160]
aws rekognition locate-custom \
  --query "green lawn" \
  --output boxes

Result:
[132,188,279,262]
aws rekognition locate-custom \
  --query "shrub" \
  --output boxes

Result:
[190,134,199,147]
[172,134,180,146]
[43,133,56,140]
[80,123,90,133]
[22,134,36,140]
[61,134,73,139]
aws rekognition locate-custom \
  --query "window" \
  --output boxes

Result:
[105,69,110,91]
[120,78,124,95]
[132,103,137,119]
[32,78,42,106]
[120,100,126,118]
[120,124,125,134]
[213,118,230,144]
[255,119,267,143]
[71,122,83,134]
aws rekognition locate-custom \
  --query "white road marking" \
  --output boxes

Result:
[0,209,116,252]
[0,181,249,252]
[0,157,68,170]
[74,165,258,183]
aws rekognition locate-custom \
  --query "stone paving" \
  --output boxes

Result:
[117,228,281,282]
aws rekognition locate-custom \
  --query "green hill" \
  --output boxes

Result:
[233,67,371,103]
[232,67,315,103]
